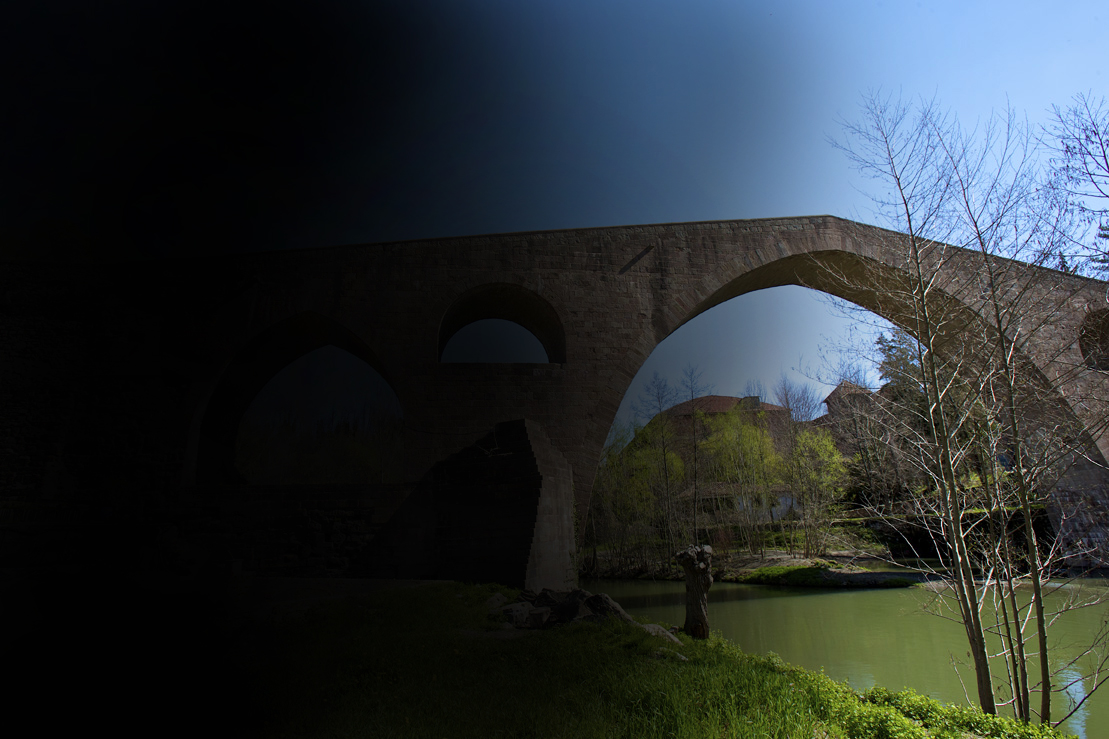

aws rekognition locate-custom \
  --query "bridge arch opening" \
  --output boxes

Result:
[441,318,549,363]
[1080,309,1109,371]
[588,247,1106,575]
[195,311,402,486]
[590,280,892,568]
[236,344,403,484]
[438,283,566,363]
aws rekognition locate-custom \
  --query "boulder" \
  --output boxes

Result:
[489,587,685,658]
[550,590,595,623]
[582,592,637,626]
[498,601,534,628]
[525,606,551,628]
[484,593,509,614]
[641,623,682,644]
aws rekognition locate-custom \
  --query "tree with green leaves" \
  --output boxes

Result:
[782,426,846,558]
[773,375,824,555]
[705,406,780,556]
[587,421,653,573]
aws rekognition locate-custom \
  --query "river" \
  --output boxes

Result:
[581,577,1109,739]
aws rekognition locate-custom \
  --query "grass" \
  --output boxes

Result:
[233,581,1074,738]
[734,563,918,589]
[736,564,834,586]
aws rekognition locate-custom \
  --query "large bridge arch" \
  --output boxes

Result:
[609,227,1107,448]
[599,229,1109,561]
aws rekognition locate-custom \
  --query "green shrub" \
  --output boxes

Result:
[863,686,1073,738]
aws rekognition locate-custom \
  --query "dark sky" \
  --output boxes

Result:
[1,1,825,262]
[1,1,522,260]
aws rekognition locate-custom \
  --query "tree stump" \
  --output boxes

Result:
[676,544,713,639]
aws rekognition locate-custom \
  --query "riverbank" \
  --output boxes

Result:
[585,547,929,588]
[233,579,1071,738]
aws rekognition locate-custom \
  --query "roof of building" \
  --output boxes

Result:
[822,380,873,406]
[666,395,788,417]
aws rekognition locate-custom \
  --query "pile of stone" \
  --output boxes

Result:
[484,588,684,651]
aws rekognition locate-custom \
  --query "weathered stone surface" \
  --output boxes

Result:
[498,601,534,628]
[642,623,682,645]
[525,606,551,628]
[490,587,683,657]
[351,419,575,590]
[484,593,509,613]
[532,589,565,608]
[582,592,638,626]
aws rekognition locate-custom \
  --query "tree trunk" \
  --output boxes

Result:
[676,544,713,639]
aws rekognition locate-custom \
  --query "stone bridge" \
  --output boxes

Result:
[4,215,1109,589]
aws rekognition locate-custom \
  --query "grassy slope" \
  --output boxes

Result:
[235,581,1073,739]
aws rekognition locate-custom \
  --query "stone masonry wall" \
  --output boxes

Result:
[3,216,1109,584]
[522,419,576,592]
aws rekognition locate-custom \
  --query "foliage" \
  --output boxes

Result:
[780,427,848,558]
[704,406,781,556]
[863,687,1069,739]
[589,375,847,569]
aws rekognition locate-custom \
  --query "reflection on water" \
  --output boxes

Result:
[583,578,1109,739]
[1057,668,1088,739]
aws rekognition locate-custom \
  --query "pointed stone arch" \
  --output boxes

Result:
[608,239,1109,562]
[195,311,397,485]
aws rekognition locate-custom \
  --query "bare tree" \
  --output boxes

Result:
[635,372,682,561]
[774,374,822,424]
[1047,92,1109,273]
[681,364,713,545]
[828,90,1109,725]
[676,543,713,639]
[743,378,769,402]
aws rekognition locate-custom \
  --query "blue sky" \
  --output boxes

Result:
[390,1,1106,433]
[30,1,1096,433]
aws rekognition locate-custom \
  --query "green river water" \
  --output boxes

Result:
[581,577,1109,739]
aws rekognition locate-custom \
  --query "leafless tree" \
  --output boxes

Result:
[774,374,822,424]
[827,90,1109,725]
[635,372,682,560]
[682,364,714,545]
[1047,92,1109,273]
[743,378,769,402]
